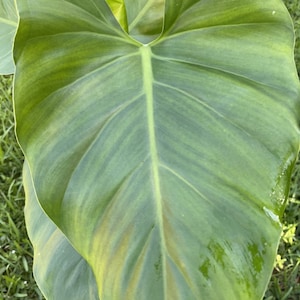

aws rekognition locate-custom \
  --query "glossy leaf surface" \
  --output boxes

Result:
[0,0,18,74]
[14,0,300,299]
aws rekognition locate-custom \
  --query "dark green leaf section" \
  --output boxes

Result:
[14,0,300,299]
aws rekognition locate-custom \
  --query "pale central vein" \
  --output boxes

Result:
[140,45,167,295]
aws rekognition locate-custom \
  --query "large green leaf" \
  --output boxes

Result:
[14,0,300,299]
[0,0,18,74]
[23,160,99,300]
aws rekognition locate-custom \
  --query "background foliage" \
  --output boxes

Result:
[0,0,299,299]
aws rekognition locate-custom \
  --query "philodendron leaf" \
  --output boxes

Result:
[0,0,18,74]
[14,0,300,299]
[23,160,99,300]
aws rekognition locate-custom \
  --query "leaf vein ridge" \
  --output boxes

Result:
[140,45,167,296]
[32,51,140,111]
[154,80,252,137]
[128,0,156,32]
[60,94,143,211]
[152,53,283,91]
[161,164,209,204]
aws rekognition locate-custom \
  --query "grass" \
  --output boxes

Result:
[284,0,300,76]
[264,171,300,299]
[263,1,300,299]
[0,75,44,299]
[0,1,300,299]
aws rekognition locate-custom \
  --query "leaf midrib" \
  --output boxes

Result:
[140,45,167,296]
